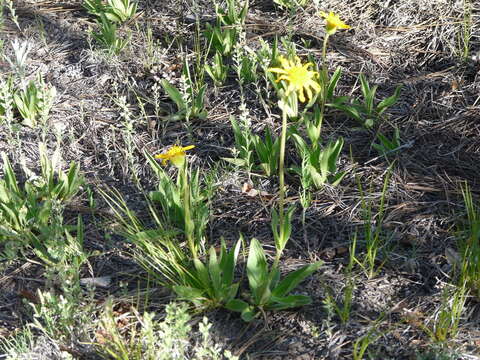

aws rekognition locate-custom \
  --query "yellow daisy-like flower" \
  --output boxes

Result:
[155,145,195,168]
[319,11,351,35]
[268,56,321,103]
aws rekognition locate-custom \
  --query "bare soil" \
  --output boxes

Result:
[1,0,480,359]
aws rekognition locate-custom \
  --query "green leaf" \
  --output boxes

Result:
[328,95,350,106]
[327,137,344,173]
[208,246,222,294]
[272,261,323,298]
[83,0,105,15]
[306,119,320,145]
[193,258,210,289]
[291,132,308,155]
[283,205,294,241]
[239,0,249,23]
[225,299,257,322]
[221,157,247,167]
[230,116,244,147]
[267,294,312,310]
[225,299,249,313]
[329,103,363,122]
[240,308,256,322]
[269,266,281,290]
[271,208,280,251]
[224,283,240,303]
[273,206,294,254]
[247,238,269,303]
[327,67,342,101]
[195,85,207,108]
[2,153,20,195]
[377,85,402,115]
[173,285,206,301]
[104,11,122,23]
[330,171,346,187]
[220,238,241,286]
[160,80,186,112]
[309,165,326,189]
[365,85,377,114]
[359,74,370,101]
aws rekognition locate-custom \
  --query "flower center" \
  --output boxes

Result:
[288,67,309,85]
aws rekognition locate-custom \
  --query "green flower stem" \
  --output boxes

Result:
[322,34,330,75]
[275,107,289,268]
[316,33,330,149]
[182,162,197,259]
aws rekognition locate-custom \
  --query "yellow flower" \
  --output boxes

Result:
[320,11,350,35]
[268,56,321,103]
[155,145,195,167]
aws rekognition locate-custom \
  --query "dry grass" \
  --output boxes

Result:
[1,0,480,359]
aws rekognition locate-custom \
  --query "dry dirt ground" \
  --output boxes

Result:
[1,0,480,359]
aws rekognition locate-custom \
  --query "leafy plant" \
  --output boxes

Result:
[104,190,242,310]
[160,79,207,121]
[0,327,35,359]
[204,24,237,57]
[103,151,244,310]
[83,0,105,16]
[354,166,392,279]
[30,276,93,344]
[457,0,472,60]
[329,74,402,129]
[256,37,279,72]
[91,14,128,54]
[172,239,242,308]
[84,0,137,23]
[323,245,356,325]
[205,52,229,87]
[228,52,326,322]
[226,238,322,321]
[215,0,248,27]
[228,207,321,321]
[106,0,137,22]
[323,66,344,103]
[0,75,15,121]
[30,238,93,344]
[423,283,468,343]
[225,117,281,177]
[37,143,84,202]
[252,126,281,177]
[291,129,345,190]
[223,115,255,172]
[352,325,382,360]
[457,184,480,298]
[96,301,238,360]
[4,39,31,80]
[302,105,323,147]
[204,0,248,56]
[273,0,310,10]
[147,152,210,244]
[13,74,56,127]
[372,127,401,156]
[33,216,90,292]
[1,41,55,126]
[234,48,259,85]
[97,300,190,360]
[0,145,83,260]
